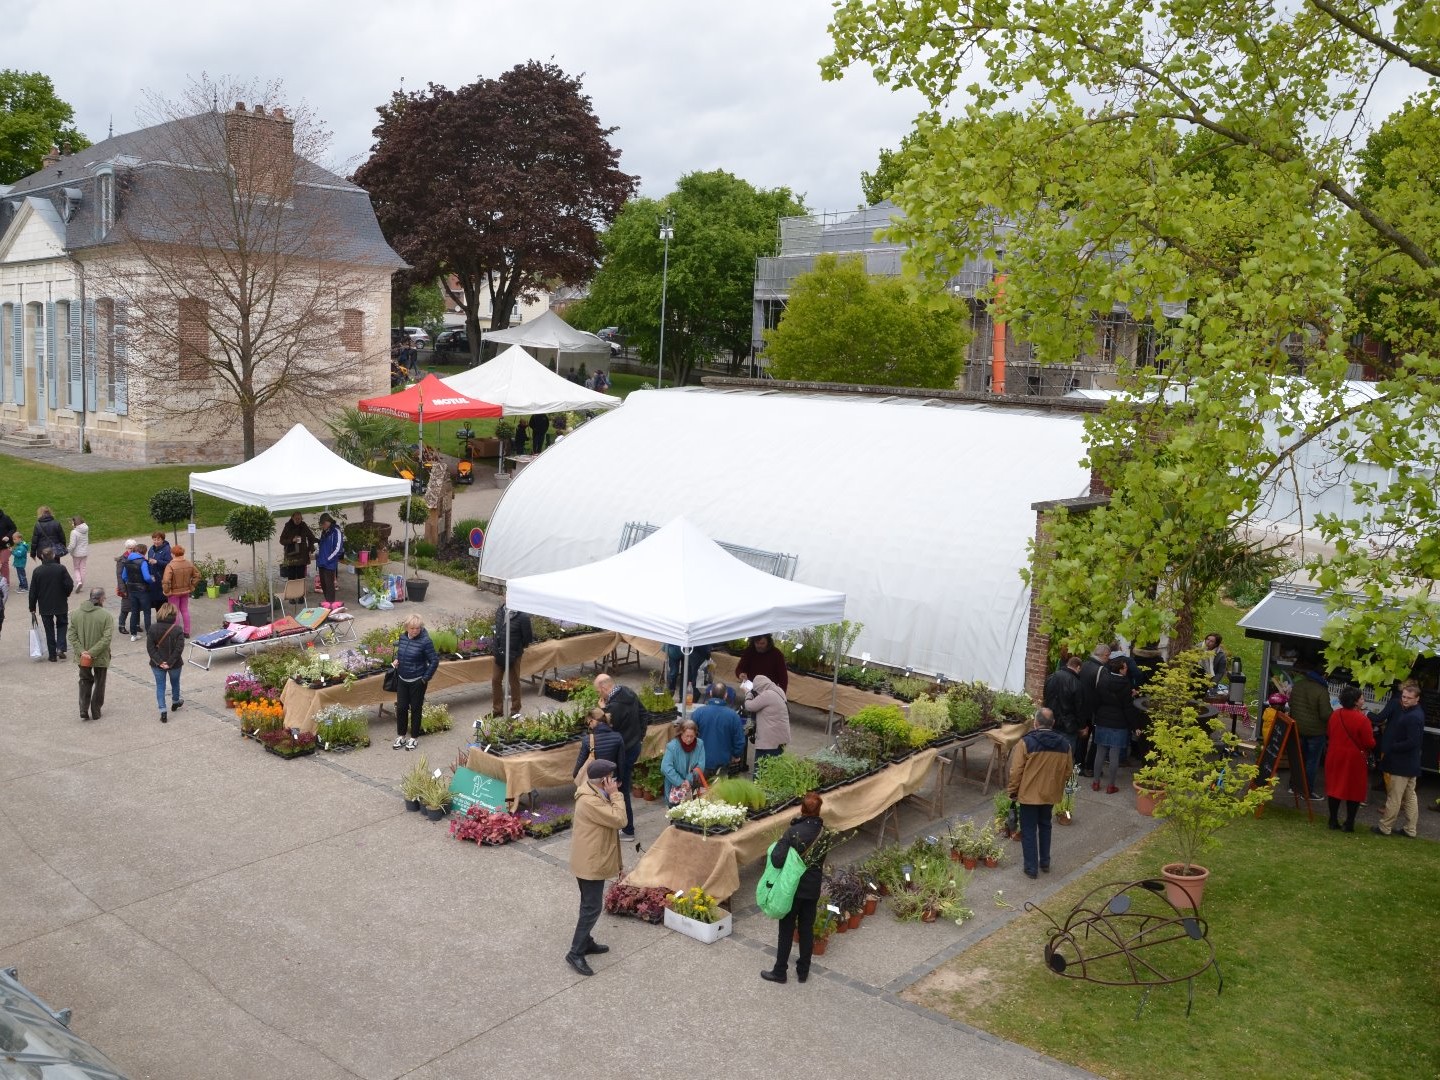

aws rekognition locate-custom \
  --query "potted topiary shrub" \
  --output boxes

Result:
[1133,649,1275,910]
[398,495,432,601]
[149,487,193,546]
[224,504,276,626]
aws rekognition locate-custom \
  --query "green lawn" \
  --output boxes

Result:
[905,810,1440,1080]
[0,454,238,545]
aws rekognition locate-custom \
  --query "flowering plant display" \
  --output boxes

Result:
[237,699,285,736]
[257,728,318,758]
[665,799,747,831]
[479,707,587,748]
[520,803,574,838]
[604,873,670,923]
[313,704,371,749]
[223,673,272,705]
[450,805,528,845]
[666,886,722,924]
[292,652,355,688]
[420,702,454,734]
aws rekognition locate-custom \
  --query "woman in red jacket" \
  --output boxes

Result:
[1324,685,1375,832]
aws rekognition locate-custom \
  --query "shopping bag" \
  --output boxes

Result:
[29,616,44,661]
[755,840,808,918]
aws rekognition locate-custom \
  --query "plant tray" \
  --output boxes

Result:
[543,683,574,701]
[263,744,317,759]
[670,821,738,837]
[664,907,733,944]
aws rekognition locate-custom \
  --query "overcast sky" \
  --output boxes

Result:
[11,0,930,213]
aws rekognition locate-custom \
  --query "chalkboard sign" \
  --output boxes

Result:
[1256,713,1296,786]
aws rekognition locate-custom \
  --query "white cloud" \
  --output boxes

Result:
[21,0,929,212]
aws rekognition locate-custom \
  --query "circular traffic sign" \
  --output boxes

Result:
[469,527,485,549]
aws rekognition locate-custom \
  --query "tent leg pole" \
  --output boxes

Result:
[828,665,839,740]
[680,645,691,719]
[502,602,512,718]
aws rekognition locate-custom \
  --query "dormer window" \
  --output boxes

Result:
[97,169,114,236]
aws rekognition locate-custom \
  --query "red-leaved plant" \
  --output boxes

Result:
[450,805,528,845]
[603,872,670,924]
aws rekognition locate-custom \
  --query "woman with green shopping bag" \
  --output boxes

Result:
[757,791,825,985]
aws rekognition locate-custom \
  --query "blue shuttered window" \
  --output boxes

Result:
[12,304,23,406]
[0,303,8,403]
[68,301,82,408]
[45,301,57,410]
[84,300,97,412]
[113,300,128,415]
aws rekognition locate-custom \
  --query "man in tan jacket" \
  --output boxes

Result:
[567,759,626,976]
[1008,707,1073,880]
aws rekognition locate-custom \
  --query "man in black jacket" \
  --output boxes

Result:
[0,506,15,586]
[28,547,74,661]
[1372,681,1424,838]
[1076,643,1111,774]
[1044,655,1084,754]
[489,604,534,715]
[595,673,644,842]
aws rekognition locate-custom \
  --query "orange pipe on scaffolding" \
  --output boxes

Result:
[991,272,1007,395]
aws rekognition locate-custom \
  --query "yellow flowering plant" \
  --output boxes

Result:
[667,886,722,924]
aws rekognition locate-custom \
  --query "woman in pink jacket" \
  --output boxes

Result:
[743,674,790,772]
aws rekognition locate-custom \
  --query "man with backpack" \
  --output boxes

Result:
[121,541,154,640]
[489,603,534,715]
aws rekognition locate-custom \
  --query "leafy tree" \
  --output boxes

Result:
[92,76,387,460]
[149,488,192,545]
[399,281,447,342]
[0,70,90,184]
[825,0,1440,682]
[763,253,967,387]
[585,170,806,386]
[859,128,931,206]
[326,407,410,525]
[355,62,636,366]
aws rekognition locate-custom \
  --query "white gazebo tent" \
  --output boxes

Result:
[501,517,847,720]
[441,344,620,414]
[189,424,413,617]
[481,309,610,372]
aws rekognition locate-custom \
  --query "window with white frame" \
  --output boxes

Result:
[97,298,116,408]
[97,170,115,237]
[56,301,71,407]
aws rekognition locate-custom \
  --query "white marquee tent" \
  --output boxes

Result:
[441,344,619,415]
[506,516,847,646]
[189,424,414,613]
[189,423,413,511]
[482,309,610,371]
[481,389,1091,689]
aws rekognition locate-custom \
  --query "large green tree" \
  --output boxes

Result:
[764,253,968,387]
[826,1,1440,681]
[0,70,90,184]
[583,170,806,386]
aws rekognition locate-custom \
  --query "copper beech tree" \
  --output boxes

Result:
[95,76,394,459]
[355,62,636,366]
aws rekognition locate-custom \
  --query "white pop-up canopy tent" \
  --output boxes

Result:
[441,344,620,415]
[189,424,413,615]
[501,516,847,718]
[482,309,610,372]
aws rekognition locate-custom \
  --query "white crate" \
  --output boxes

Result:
[663,907,733,944]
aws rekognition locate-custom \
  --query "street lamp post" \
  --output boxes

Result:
[657,209,674,389]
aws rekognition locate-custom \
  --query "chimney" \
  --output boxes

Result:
[42,145,61,168]
[224,101,296,199]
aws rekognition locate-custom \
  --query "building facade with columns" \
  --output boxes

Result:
[0,103,403,462]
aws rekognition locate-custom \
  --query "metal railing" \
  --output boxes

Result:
[618,521,798,579]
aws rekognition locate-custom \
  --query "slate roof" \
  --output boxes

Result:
[1,113,403,269]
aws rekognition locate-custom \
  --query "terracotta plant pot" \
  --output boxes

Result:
[961,856,978,870]
[1160,863,1209,910]
[847,913,862,931]
[983,856,999,868]
[1055,810,1073,826]
[812,936,829,956]
[835,919,847,934]
[949,849,962,862]
[863,896,878,916]
[1135,784,1163,817]
[921,909,938,923]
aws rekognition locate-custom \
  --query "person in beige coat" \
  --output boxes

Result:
[567,759,626,976]
[743,673,791,772]
[1008,707,1074,880]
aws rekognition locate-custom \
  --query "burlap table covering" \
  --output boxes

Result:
[709,653,903,717]
[625,747,940,900]
[463,720,676,808]
[279,630,664,734]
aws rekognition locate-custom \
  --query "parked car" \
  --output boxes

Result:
[434,328,471,353]
[0,966,131,1079]
[596,327,622,357]
[402,326,431,348]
